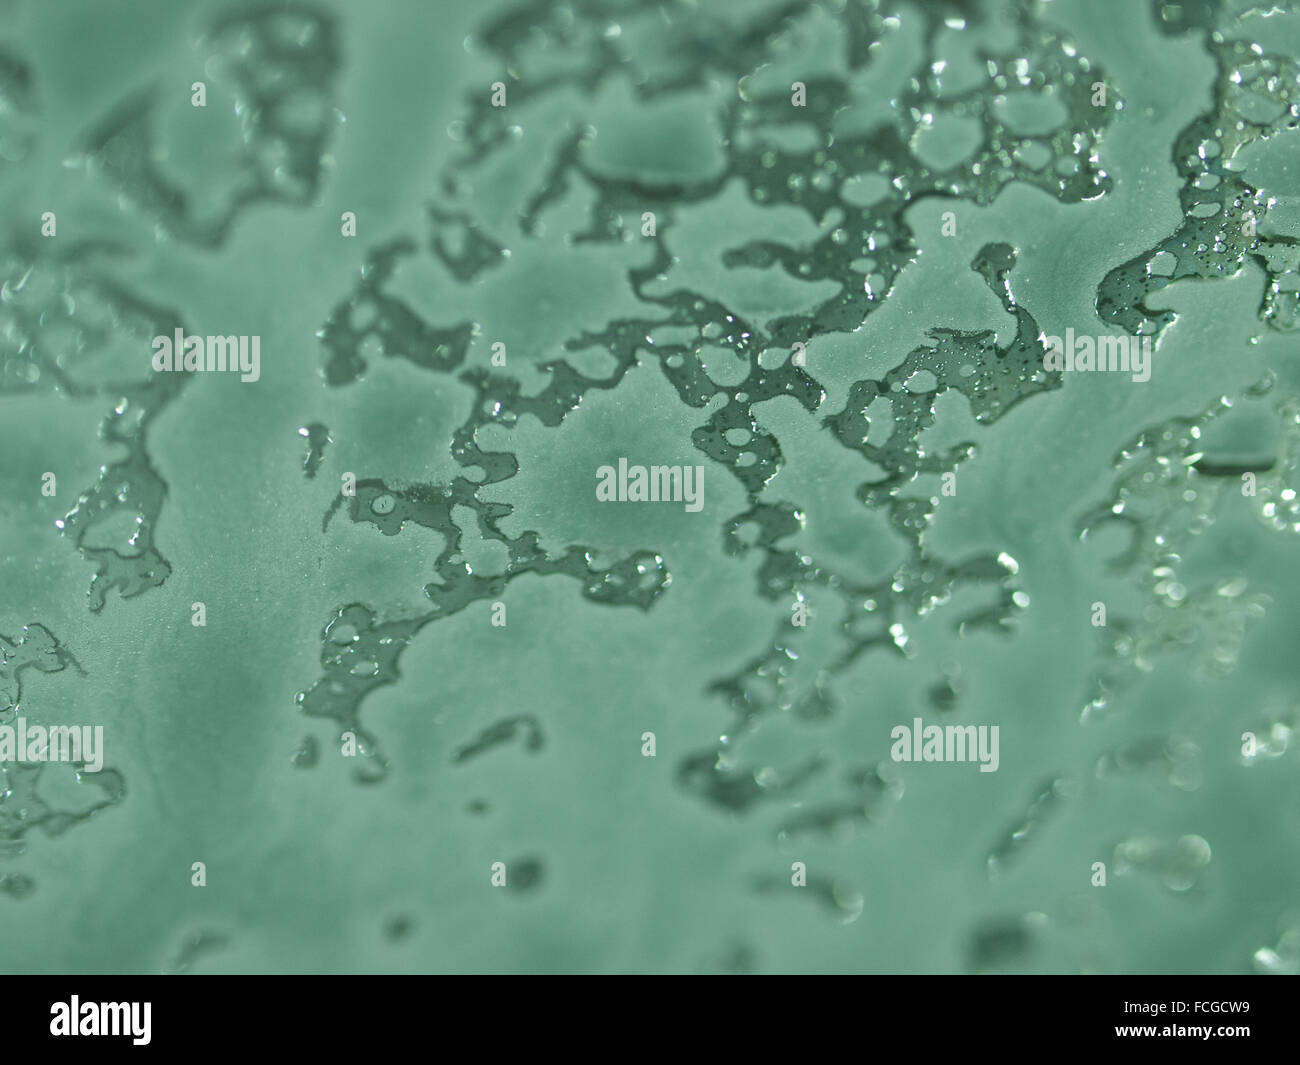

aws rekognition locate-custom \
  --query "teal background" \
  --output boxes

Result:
[0,0,1298,973]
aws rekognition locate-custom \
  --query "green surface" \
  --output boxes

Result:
[0,0,1298,973]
